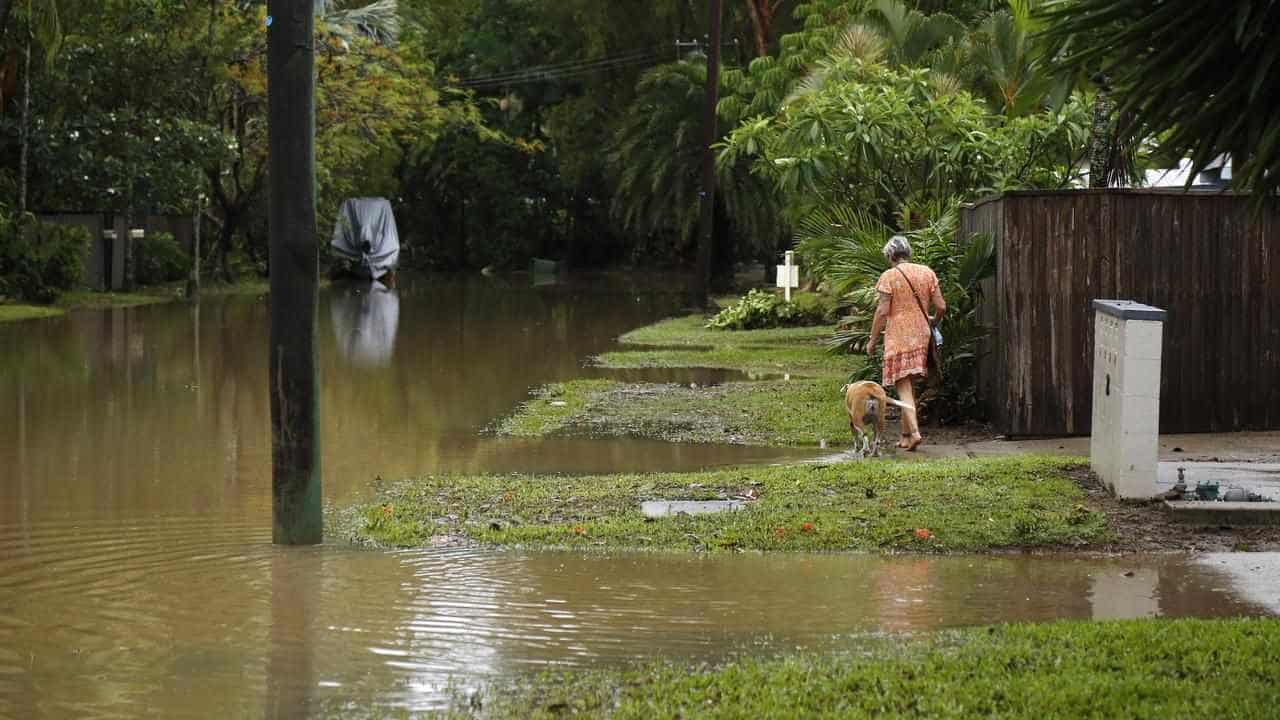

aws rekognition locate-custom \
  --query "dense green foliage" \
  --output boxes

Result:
[0,215,89,303]
[1040,0,1280,198]
[134,231,191,286]
[456,618,1280,719]
[5,0,1254,308]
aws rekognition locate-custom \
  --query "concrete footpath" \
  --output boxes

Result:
[815,431,1280,500]
[935,431,1280,502]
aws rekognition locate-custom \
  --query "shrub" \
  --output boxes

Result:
[0,217,90,303]
[135,231,190,285]
[707,288,834,330]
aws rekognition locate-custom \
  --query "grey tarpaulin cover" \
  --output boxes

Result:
[331,197,400,279]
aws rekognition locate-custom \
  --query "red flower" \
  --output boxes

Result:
[381,505,393,516]
[801,522,815,533]
[573,525,586,535]
[914,528,932,540]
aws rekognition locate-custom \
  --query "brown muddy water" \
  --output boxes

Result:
[1,273,1277,718]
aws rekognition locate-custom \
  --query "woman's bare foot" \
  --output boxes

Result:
[897,434,911,449]
[905,434,923,452]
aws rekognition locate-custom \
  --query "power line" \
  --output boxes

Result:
[459,54,662,88]
[457,46,665,88]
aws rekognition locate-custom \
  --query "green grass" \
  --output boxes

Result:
[597,345,850,376]
[619,314,834,348]
[500,307,859,445]
[498,380,620,437]
[452,618,1280,719]
[0,277,282,324]
[56,289,175,309]
[341,456,1106,552]
[501,376,851,446]
[610,312,846,376]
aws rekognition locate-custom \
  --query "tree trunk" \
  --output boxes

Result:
[187,196,202,298]
[693,0,723,308]
[0,0,14,44]
[18,34,29,213]
[266,0,321,545]
[744,0,772,57]
[214,212,238,283]
[1088,87,1115,188]
[123,187,135,292]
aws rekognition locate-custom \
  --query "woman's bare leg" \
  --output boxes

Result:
[894,377,922,449]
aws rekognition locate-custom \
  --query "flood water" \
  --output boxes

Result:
[1,273,1277,717]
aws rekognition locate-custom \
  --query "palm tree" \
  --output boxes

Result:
[15,0,62,214]
[1039,0,1280,196]
[316,0,401,46]
[609,60,782,289]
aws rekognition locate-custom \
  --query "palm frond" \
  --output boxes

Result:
[324,0,400,46]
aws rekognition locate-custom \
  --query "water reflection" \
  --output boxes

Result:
[2,536,1271,716]
[330,280,400,369]
[1,273,1274,716]
[0,273,807,528]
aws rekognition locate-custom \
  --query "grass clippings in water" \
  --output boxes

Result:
[451,618,1280,719]
[343,456,1106,553]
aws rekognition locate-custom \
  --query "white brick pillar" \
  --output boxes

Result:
[1090,300,1166,499]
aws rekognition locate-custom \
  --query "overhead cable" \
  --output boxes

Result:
[457,47,666,88]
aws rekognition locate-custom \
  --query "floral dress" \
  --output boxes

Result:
[875,262,942,386]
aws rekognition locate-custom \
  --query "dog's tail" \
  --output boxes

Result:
[884,397,915,411]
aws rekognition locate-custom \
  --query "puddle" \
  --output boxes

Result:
[640,500,748,518]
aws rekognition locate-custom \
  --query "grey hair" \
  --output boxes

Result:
[882,234,912,262]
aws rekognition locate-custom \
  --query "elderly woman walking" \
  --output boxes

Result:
[865,235,945,451]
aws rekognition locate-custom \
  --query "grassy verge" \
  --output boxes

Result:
[0,278,278,323]
[500,308,859,446]
[504,377,851,446]
[0,304,64,322]
[498,380,620,437]
[341,456,1105,552]
[452,618,1280,719]
[617,314,833,349]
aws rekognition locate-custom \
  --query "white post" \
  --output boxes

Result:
[776,250,799,302]
[1090,300,1166,499]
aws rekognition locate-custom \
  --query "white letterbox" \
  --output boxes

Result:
[775,250,799,301]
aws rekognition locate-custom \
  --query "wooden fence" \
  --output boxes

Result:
[37,213,195,291]
[960,189,1280,436]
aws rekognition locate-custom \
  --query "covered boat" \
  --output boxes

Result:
[330,197,400,280]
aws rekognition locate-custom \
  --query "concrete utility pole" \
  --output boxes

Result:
[266,0,322,545]
[693,0,723,308]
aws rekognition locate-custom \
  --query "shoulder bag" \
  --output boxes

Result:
[895,266,943,381]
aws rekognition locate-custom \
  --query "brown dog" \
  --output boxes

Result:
[842,381,914,457]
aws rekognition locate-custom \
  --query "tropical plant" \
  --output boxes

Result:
[794,205,996,420]
[1038,0,1280,197]
[706,288,833,330]
[722,58,1089,226]
[608,59,783,281]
